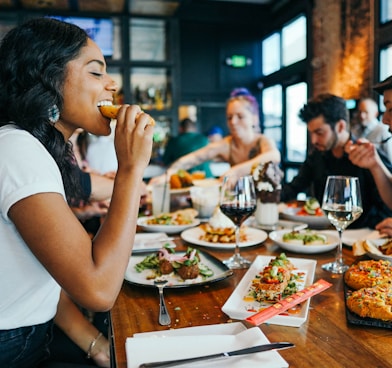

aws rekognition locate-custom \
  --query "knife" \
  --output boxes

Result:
[138,342,294,368]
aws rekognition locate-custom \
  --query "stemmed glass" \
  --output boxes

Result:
[321,176,363,274]
[219,175,257,269]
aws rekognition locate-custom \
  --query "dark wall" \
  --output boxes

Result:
[179,20,262,135]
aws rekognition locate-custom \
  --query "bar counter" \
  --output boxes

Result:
[110,233,392,368]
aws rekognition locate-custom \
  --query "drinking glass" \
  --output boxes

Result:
[219,175,257,269]
[321,176,363,273]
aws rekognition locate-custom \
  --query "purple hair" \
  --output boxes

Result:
[228,88,259,116]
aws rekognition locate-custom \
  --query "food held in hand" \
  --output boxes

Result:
[297,198,323,216]
[346,284,392,321]
[98,103,155,125]
[146,208,198,226]
[344,259,392,290]
[282,230,328,245]
[134,245,214,280]
[244,253,302,303]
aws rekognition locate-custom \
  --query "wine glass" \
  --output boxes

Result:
[321,176,363,274]
[219,175,257,269]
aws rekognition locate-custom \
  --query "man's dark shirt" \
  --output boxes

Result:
[281,149,392,229]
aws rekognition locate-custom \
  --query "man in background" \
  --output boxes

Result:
[351,97,392,161]
[280,93,392,229]
[163,118,213,177]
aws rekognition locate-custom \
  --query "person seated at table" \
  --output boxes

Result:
[163,117,213,177]
[346,76,392,235]
[0,18,153,367]
[150,88,280,184]
[280,93,392,229]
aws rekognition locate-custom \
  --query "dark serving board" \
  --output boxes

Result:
[344,283,392,329]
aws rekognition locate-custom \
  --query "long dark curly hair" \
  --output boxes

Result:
[0,18,89,205]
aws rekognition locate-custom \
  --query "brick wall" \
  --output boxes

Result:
[312,0,374,99]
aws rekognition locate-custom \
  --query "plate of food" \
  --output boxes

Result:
[279,198,330,229]
[343,259,392,329]
[125,245,233,288]
[137,209,200,234]
[269,229,339,254]
[181,225,268,249]
[361,238,392,261]
[221,253,316,326]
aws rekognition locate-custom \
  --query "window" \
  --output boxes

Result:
[380,0,392,24]
[380,45,392,81]
[261,14,306,76]
[262,85,282,150]
[285,82,307,162]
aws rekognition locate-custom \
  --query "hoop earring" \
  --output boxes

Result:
[48,104,60,125]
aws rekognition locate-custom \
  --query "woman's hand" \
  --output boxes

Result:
[90,335,110,368]
[114,105,154,173]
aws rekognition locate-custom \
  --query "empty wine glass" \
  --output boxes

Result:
[321,176,363,273]
[219,175,257,269]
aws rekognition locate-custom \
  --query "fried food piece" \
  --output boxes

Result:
[99,105,155,125]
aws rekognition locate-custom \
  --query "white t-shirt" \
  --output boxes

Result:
[0,124,65,329]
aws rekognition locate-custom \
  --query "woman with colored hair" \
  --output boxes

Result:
[151,88,280,183]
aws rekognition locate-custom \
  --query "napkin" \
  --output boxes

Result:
[132,233,175,253]
[125,323,288,368]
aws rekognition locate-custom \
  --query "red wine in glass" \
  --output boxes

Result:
[219,175,257,269]
[220,203,256,226]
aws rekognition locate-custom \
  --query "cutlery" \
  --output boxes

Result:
[154,279,171,326]
[138,342,294,367]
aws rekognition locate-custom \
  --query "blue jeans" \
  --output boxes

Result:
[0,320,53,368]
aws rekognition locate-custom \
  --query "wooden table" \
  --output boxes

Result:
[110,234,392,368]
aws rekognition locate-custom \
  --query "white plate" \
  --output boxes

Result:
[181,226,268,249]
[280,205,330,229]
[132,233,175,253]
[126,322,288,368]
[269,229,339,254]
[125,249,233,288]
[365,238,392,261]
[222,255,316,327]
[338,228,382,247]
[137,216,200,234]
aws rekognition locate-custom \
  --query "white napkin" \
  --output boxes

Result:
[125,324,288,368]
[133,233,175,252]
[341,228,383,246]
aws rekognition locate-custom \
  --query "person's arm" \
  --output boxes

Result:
[9,105,153,311]
[54,291,110,368]
[346,139,392,209]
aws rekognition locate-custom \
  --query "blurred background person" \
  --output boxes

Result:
[351,97,392,161]
[207,125,224,143]
[162,117,213,177]
[150,87,280,184]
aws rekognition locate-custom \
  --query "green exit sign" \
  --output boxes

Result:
[226,55,251,68]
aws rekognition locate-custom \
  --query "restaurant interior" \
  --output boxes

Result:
[1,1,392,368]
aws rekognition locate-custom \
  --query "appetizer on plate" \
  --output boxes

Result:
[344,259,392,321]
[296,197,323,216]
[134,245,214,281]
[145,208,198,226]
[282,229,327,245]
[198,207,248,243]
[244,253,304,303]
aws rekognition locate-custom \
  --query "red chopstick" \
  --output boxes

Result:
[245,279,332,326]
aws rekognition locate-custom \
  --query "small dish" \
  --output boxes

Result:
[280,204,330,229]
[363,238,392,262]
[181,226,268,249]
[269,229,339,254]
[137,216,200,234]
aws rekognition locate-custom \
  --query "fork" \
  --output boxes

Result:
[154,279,171,326]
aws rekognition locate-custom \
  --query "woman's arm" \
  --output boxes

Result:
[54,291,110,367]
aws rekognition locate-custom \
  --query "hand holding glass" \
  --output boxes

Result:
[219,175,257,269]
[321,176,363,273]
